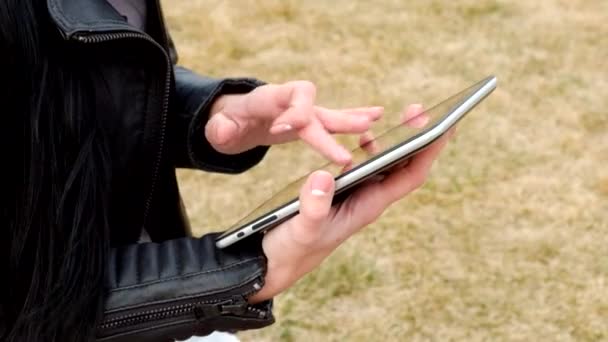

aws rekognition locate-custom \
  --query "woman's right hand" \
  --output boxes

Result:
[249,104,455,303]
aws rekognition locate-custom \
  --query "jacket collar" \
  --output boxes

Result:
[47,0,139,39]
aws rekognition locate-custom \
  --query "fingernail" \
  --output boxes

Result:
[270,123,293,134]
[311,189,326,196]
[338,149,352,164]
[311,172,332,196]
[355,116,374,129]
[358,116,371,126]
[370,107,384,120]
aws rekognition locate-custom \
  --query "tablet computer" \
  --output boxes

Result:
[215,76,497,249]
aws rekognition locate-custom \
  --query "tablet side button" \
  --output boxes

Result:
[253,215,278,230]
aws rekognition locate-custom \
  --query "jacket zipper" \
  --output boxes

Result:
[97,278,266,332]
[74,32,171,226]
[99,297,222,330]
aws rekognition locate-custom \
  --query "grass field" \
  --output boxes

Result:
[163,1,608,341]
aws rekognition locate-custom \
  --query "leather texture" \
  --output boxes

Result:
[41,0,276,339]
[98,234,274,341]
[104,234,266,311]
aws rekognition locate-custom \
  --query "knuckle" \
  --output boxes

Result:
[303,207,327,223]
[301,200,330,223]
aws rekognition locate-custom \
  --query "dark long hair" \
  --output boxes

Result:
[0,0,111,340]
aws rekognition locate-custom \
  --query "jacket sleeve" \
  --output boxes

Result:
[96,233,274,341]
[167,30,270,173]
[170,67,270,173]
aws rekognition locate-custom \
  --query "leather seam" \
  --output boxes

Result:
[48,0,70,30]
[48,0,130,34]
[108,256,263,293]
[105,270,264,312]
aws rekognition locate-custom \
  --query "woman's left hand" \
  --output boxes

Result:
[205,80,383,165]
[248,104,455,303]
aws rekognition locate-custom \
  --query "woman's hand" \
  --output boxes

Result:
[206,81,383,165]
[249,104,455,303]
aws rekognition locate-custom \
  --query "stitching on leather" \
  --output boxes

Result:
[106,270,264,312]
[176,240,183,277]
[112,249,119,289]
[108,257,263,293]
[56,1,128,27]
[48,0,70,28]
[135,243,142,285]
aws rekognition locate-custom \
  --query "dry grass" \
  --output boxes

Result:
[162,1,608,341]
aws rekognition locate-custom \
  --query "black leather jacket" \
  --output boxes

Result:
[45,0,275,340]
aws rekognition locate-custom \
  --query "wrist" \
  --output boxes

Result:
[248,235,331,304]
[248,241,298,304]
[247,261,288,304]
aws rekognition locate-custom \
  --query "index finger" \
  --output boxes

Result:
[298,118,353,165]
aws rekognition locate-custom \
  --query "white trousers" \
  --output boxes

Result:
[181,332,240,342]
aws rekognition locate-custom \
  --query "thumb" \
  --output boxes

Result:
[288,170,335,246]
[205,112,240,150]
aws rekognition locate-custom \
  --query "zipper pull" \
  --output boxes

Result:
[194,296,248,319]
[217,296,249,316]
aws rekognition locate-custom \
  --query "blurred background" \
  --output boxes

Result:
[163,1,608,341]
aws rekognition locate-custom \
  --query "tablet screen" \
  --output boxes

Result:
[224,76,494,232]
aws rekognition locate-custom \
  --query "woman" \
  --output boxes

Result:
[0,0,453,341]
